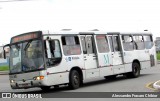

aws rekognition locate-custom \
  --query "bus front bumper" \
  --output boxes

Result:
[10,80,45,89]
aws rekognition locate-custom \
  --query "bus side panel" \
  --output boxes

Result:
[124,63,132,72]
[99,67,113,77]
[141,61,151,69]
[134,50,150,69]
[42,72,69,86]
[123,51,137,63]
[149,45,157,66]
[85,68,99,79]
[113,65,125,74]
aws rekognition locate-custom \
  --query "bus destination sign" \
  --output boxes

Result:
[11,32,41,43]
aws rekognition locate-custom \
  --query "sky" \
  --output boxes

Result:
[0,0,160,45]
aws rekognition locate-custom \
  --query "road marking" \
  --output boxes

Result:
[145,82,158,91]
[153,80,160,91]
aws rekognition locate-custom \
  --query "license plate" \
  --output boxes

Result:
[19,83,31,87]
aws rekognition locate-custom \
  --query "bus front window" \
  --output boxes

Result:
[22,40,44,71]
[10,44,22,73]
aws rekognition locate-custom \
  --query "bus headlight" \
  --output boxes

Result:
[10,80,15,83]
[33,76,44,80]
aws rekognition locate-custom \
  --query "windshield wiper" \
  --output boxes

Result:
[24,40,32,51]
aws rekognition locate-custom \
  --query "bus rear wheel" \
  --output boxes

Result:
[126,62,140,78]
[69,70,80,89]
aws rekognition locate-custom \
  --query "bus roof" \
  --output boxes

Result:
[41,30,152,35]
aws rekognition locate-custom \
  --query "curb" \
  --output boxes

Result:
[0,71,9,75]
[153,80,160,91]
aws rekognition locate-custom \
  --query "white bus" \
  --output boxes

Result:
[4,30,157,90]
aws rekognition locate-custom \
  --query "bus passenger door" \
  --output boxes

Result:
[80,35,99,78]
[108,35,124,74]
[94,35,113,76]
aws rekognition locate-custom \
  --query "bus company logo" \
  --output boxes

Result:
[2,93,11,98]
[65,57,72,62]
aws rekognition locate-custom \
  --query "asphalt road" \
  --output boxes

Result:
[0,64,160,94]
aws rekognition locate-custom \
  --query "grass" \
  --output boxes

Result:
[157,53,160,60]
[0,65,9,71]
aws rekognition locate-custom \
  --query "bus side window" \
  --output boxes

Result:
[122,35,134,51]
[113,36,120,51]
[108,36,114,52]
[96,35,109,53]
[62,36,81,55]
[86,36,94,54]
[49,40,62,58]
[133,35,145,50]
[80,36,87,54]
[45,40,62,66]
[144,35,153,49]
[49,40,55,56]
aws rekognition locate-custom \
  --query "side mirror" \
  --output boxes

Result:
[3,50,6,59]
[3,44,10,59]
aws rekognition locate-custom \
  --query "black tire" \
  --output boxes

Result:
[40,86,51,91]
[126,62,140,78]
[104,75,117,80]
[69,70,80,89]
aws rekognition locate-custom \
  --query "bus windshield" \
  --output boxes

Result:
[10,40,44,73]
[10,44,22,73]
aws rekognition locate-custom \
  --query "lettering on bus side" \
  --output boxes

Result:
[65,56,80,62]
[103,54,109,65]
[72,57,80,60]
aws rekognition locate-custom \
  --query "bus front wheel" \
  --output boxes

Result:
[69,70,80,89]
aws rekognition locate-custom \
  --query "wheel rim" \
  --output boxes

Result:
[133,65,139,76]
[73,74,79,86]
